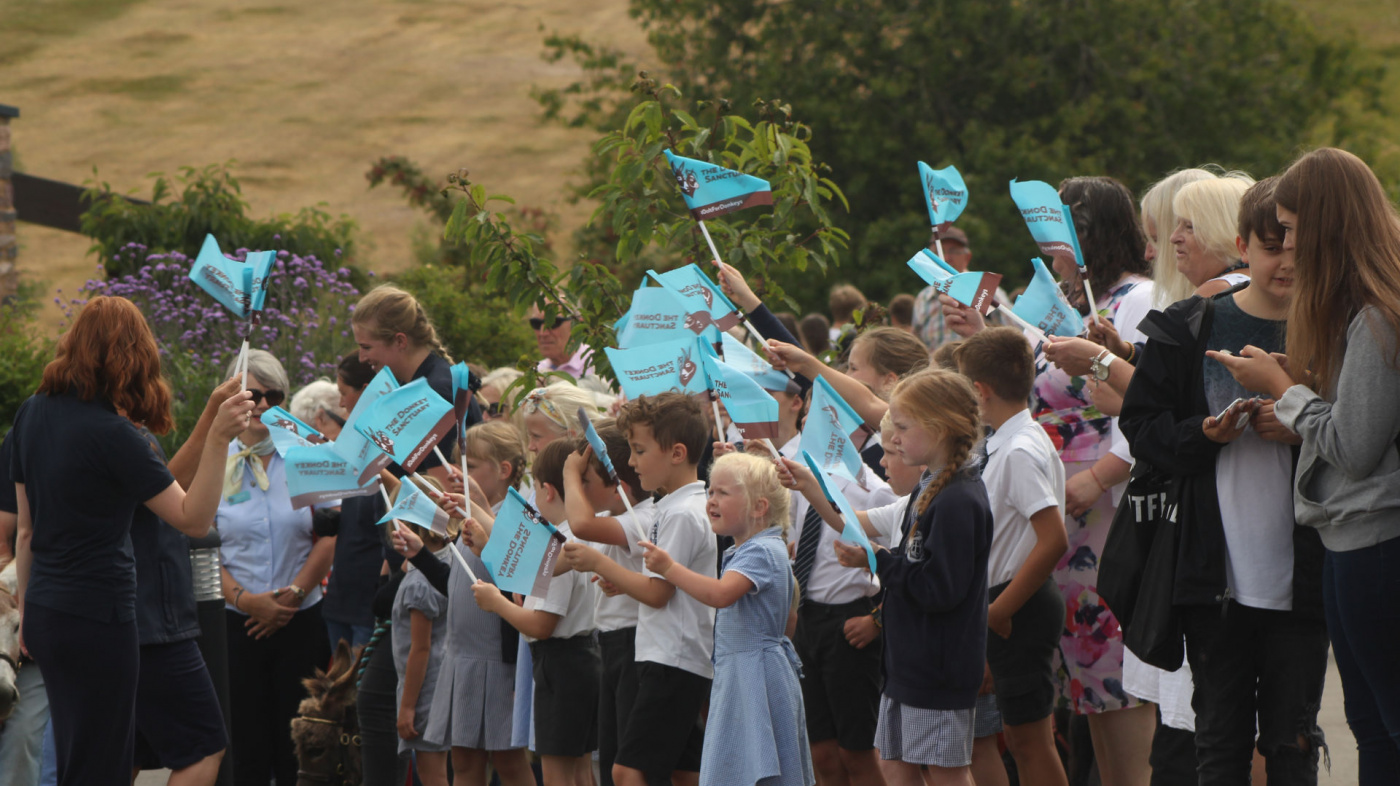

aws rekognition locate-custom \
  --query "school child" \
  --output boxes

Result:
[466,438,600,786]
[955,328,1071,786]
[463,420,529,513]
[756,381,896,786]
[390,485,460,786]
[1126,175,1329,783]
[560,425,657,786]
[558,392,718,786]
[352,285,469,486]
[782,369,993,786]
[640,451,815,786]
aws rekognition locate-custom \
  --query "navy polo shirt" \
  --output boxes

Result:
[10,393,175,623]
[322,493,387,627]
[1,431,16,517]
[130,427,201,645]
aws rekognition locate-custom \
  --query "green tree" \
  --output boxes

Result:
[538,0,1386,307]
[447,75,848,395]
[82,162,358,277]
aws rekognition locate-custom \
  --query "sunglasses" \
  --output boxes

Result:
[529,316,571,331]
[247,388,286,407]
[486,402,504,417]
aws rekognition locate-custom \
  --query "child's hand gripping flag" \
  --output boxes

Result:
[352,378,457,475]
[378,483,452,536]
[260,406,324,456]
[333,367,400,485]
[604,334,711,401]
[647,264,743,334]
[664,150,774,221]
[799,376,875,483]
[801,450,877,573]
[905,248,1003,317]
[480,487,568,598]
[284,443,381,509]
[700,351,780,443]
[917,162,968,230]
[1011,258,1086,339]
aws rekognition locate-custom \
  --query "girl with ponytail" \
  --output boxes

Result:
[781,369,993,785]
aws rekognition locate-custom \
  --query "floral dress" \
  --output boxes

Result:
[1032,276,1147,715]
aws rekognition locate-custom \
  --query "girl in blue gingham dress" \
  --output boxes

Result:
[640,451,814,786]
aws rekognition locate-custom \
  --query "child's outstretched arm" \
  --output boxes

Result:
[560,541,675,609]
[562,449,631,547]
[777,457,881,539]
[470,581,561,639]
[987,506,1067,637]
[765,340,888,427]
[640,540,752,609]
[398,610,433,740]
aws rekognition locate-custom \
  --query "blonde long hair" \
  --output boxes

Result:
[889,369,982,516]
[352,285,452,362]
[1172,175,1254,283]
[1276,147,1400,397]
[1141,168,1216,307]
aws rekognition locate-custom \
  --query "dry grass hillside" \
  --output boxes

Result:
[6,0,648,332]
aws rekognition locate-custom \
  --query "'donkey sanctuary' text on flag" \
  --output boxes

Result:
[664,150,773,221]
[481,487,567,598]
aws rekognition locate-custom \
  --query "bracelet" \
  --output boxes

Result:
[232,587,244,610]
[1087,466,1109,494]
[1124,343,1138,364]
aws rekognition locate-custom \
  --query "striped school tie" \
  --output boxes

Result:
[793,504,824,603]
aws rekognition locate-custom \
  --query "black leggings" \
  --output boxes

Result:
[226,604,331,786]
[24,602,140,786]
[357,621,409,786]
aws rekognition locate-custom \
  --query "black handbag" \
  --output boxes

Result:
[1104,294,1218,671]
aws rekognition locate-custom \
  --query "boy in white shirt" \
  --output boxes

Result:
[561,423,657,786]
[560,392,716,786]
[956,327,1071,786]
[469,438,598,786]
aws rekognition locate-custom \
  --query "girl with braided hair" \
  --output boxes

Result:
[781,369,992,785]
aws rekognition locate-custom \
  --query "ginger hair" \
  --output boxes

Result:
[889,369,982,516]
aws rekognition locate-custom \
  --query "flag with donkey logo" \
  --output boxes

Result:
[799,376,875,484]
[378,483,452,536]
[284,442,380,509]
[260,406,324,456]
[801,450,878,573]
[352,378,456,475]
[615,283,722,350]
[1011,258,1085,338]
[604,334,712,400]
[1009,179,1087,274]
[701,348,780,442]
[187,234,276,319]
[647,264,742,334]
[333,366,399,485]
[663,150,773,221]
[906,248,1003,317]
[481,487,567,598]
[917,162,968,230]
[720,332,798,395]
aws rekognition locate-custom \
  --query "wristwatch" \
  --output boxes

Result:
[1090,350,1116,382]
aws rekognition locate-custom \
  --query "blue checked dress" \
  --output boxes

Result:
[701,528,815,786]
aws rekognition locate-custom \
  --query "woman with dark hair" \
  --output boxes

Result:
[11,295,252,786]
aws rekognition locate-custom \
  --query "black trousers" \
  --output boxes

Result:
[24,602,140,786]
[357,621,409,786]
[225,603,331,786]
[1181,602,1329,786]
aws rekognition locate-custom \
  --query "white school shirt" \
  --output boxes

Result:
[983,409,1066,587]
[865,495,913,549]
[780,435,900,605]
[593,498,658,632]
[635,482,718,679]
[524,521,598,640]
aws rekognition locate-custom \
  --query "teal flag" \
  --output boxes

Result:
[664,150,774,220]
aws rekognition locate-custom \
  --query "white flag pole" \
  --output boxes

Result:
[447,542,480,583]
[697,220,795,379]
[995,304,1050,346]
[1080,275,1101,327]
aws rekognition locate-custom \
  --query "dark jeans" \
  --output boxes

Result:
[1181,601,1329,786]
[1324,542,1400,784]
[226,603,331,786]
[357,622,409,786]
[1149,708,1198,786]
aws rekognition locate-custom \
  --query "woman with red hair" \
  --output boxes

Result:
[9,296,253,786]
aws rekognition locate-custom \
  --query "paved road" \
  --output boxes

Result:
[135,654,1359,785]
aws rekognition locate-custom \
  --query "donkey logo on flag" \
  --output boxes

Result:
[678,346,698,387]
[367,430,396,456]
[672,163,699,197]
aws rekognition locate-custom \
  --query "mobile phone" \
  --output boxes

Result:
[1216,397,1245,422]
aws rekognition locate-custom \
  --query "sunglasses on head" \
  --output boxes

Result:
[248,388,286,407]
[529,316,571,331]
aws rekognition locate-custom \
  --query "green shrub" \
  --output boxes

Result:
[0,291,54,437]
[392,264,538,371]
